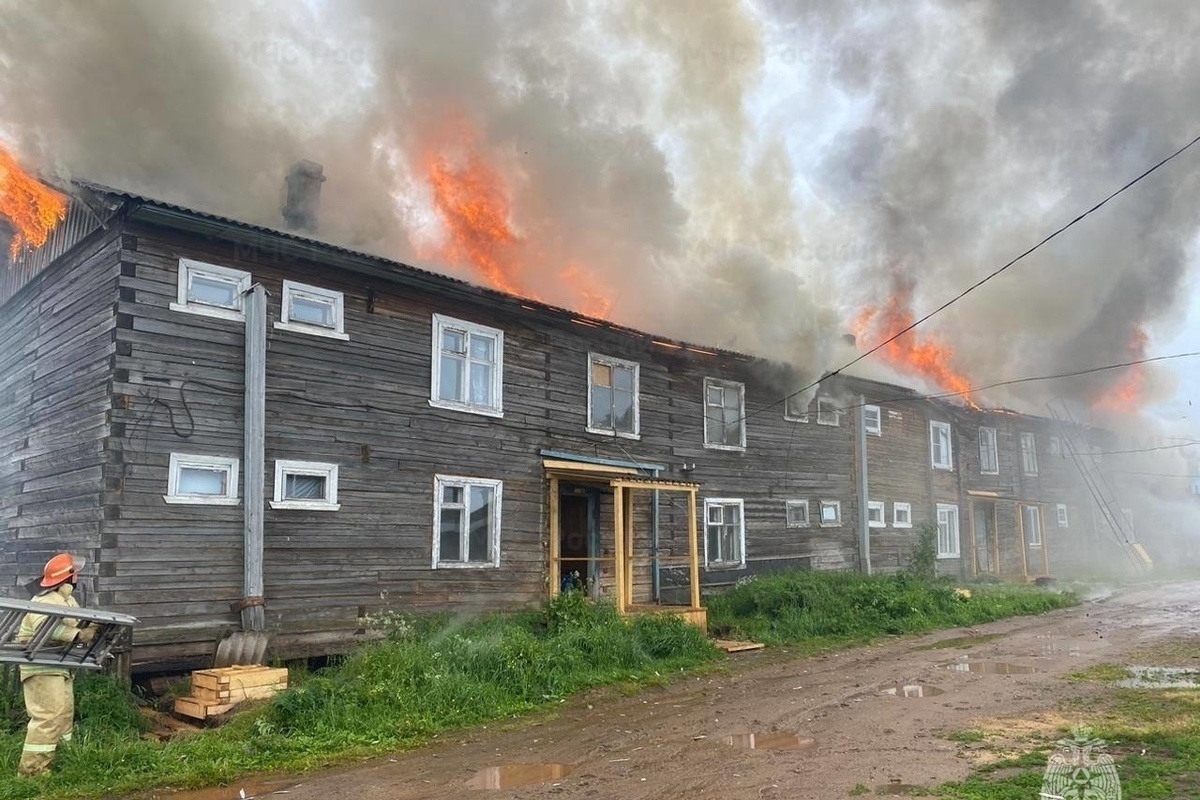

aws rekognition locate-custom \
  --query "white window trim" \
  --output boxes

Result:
[863,405,882,436]
[169,258,251,321]
[936,503,960,559]
[784,394,809,423]
[271,459,340,511]
[164,453,240,506]
[785,499,810,528]
[867,500,886,528]
[819,500,842,527]
[1023,505,1044,548]
[275,280,349,340]
[893,502,913,529]
[586,353,641,439]
[702,377,746,452]
[930,420,953,471]
[702,497,746,569]
[429,314,505,418]
[432,475,503,569]
[978,427,999,475]
[816,397,839,426]
[1021,432,1039,476]
[1056,503,1069,527]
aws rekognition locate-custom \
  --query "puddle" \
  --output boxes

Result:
[144,781,297,800]
[912,633,1004,651]
[723,732,816,751]
[1118,666,1200,689]
[883,684,945,698]
[467,764,573,790]
[940,659,1038,675]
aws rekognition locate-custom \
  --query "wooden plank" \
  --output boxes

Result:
[712,639,765,653]
[548,477,559,599]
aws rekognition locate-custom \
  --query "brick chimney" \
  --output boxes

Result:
[281,160,325,231]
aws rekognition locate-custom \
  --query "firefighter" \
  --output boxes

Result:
[16,553,95,778]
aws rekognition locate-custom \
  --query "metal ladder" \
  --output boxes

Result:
[0,597,138,670]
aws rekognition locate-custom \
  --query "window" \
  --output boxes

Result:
[276,280,347,339]
[936,504,960,558]
[588,354,639,437]
[930,421,953,470]
[1020,432,1038,475]
[703,378,746,450]
[1049,437,1061,457]
[170,259,251,321]
[978,427,999,475]
[784,393,809,422]
[704,498,745,568]
[893,502,912,528]
[816,397,839,426]
[785,500,810,528]
[271,460,340,511]
[165,454,239,505]
[1056,503,1069,527]
[864,405,882,435]
[1022,505,1042,548]
[819,500,841,526]
[431,314,504,417]
[433,476,502,568]
[867,500,885,528]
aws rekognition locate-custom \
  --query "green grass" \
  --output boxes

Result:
[706,570,1077,648]
[1067,663,1132,683]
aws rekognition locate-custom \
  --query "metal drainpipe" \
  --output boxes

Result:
[242,284,267,632]
[652,469,661,603]
[857,395,872,576]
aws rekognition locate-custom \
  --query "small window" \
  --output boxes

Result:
[170,259,251,321]
[816,397,839,426]
[1020,432,1038,476]
[978,427,999,475]
[165,454,240,505]
[819,500,841,526]
[936,504,960,558]
[704,498,745,567]
[893,502,912,528]
[863,405,881,435]
[431,314,504,417]
[867,500,885,528]
[785,500,810,528]
[271,460,340,511]
[277,281,348,340]
[1049,437,1061,457]
[703,378,746,450]
[588,354,639,437]
[1056,503,1069,527]
[434,475,502,568]
[1022,505,1042,548]
[930,421,953,470]
[784,393,809,422]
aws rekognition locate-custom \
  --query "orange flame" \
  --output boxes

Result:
[854,279,978,406]
[1092,327,1148,414]
[0,144,66,259]
[559,262,614,319]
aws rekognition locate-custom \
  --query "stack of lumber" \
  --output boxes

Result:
[173,665,288,720]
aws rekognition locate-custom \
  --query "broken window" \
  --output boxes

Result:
[784,393,809,422]
[978,427,999,474]
[435,476,502,568]
[786,500,809,527]
[704,498,744,567]
[431,314,504,416]
[1020,432,1038,476]
[816,397,839,426]
[930,421,953,470]
[588,354,639,436]
[165,453,240,506]
[703,378,746,450]
[271,460,340,511]
[278,280,347,339]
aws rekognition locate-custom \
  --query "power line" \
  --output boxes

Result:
[1094,441,1200,456]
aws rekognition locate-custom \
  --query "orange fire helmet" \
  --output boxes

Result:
[40,553,84,588]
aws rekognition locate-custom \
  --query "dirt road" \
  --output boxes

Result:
[159,581,1200,800]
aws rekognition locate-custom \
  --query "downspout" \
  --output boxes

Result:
[652,469,661,603]
[856,395,872,576]
[242,284,267,632]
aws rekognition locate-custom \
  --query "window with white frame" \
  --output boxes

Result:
[867,500,885,528]
[704,498,745,568]
[1056,503,1069,527]
[930,420,953,470]
[936,504,960,558]
[819,500,841,526]
[784,393,809,422]
[431,314,504,417]
[1020,432,1038,475]
[978,427,999,475]
[276,280,347,339]
[434,475,502,568]
[785,500,810,528]
[703,378,746,450]
[165,454,240,505]
[893,502,912,528]
[863,405,881,435]
[170,259,251,320]
[1022,505,1043,547]
[1049,437,1061,457]
[588,354,639,437]
[816,397,839,426]
[271,460,340,511]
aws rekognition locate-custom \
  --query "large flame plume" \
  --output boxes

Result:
[0,144,67,259]
[1092,327,1149,414]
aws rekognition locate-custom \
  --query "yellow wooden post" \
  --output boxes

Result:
[548,477,560,599]
[688,488,701,609]
[624,486,635,608]
[613,485,626,614]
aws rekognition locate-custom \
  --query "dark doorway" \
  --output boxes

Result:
[559,493,596,595]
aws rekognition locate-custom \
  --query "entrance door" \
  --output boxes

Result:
[1020,504,1045,578]
[971,501,997,575]
[559,493,597,596]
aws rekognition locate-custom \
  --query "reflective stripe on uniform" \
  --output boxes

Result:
[22,743,57,753]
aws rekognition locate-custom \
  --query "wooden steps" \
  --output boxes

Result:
[173,665,288,720]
